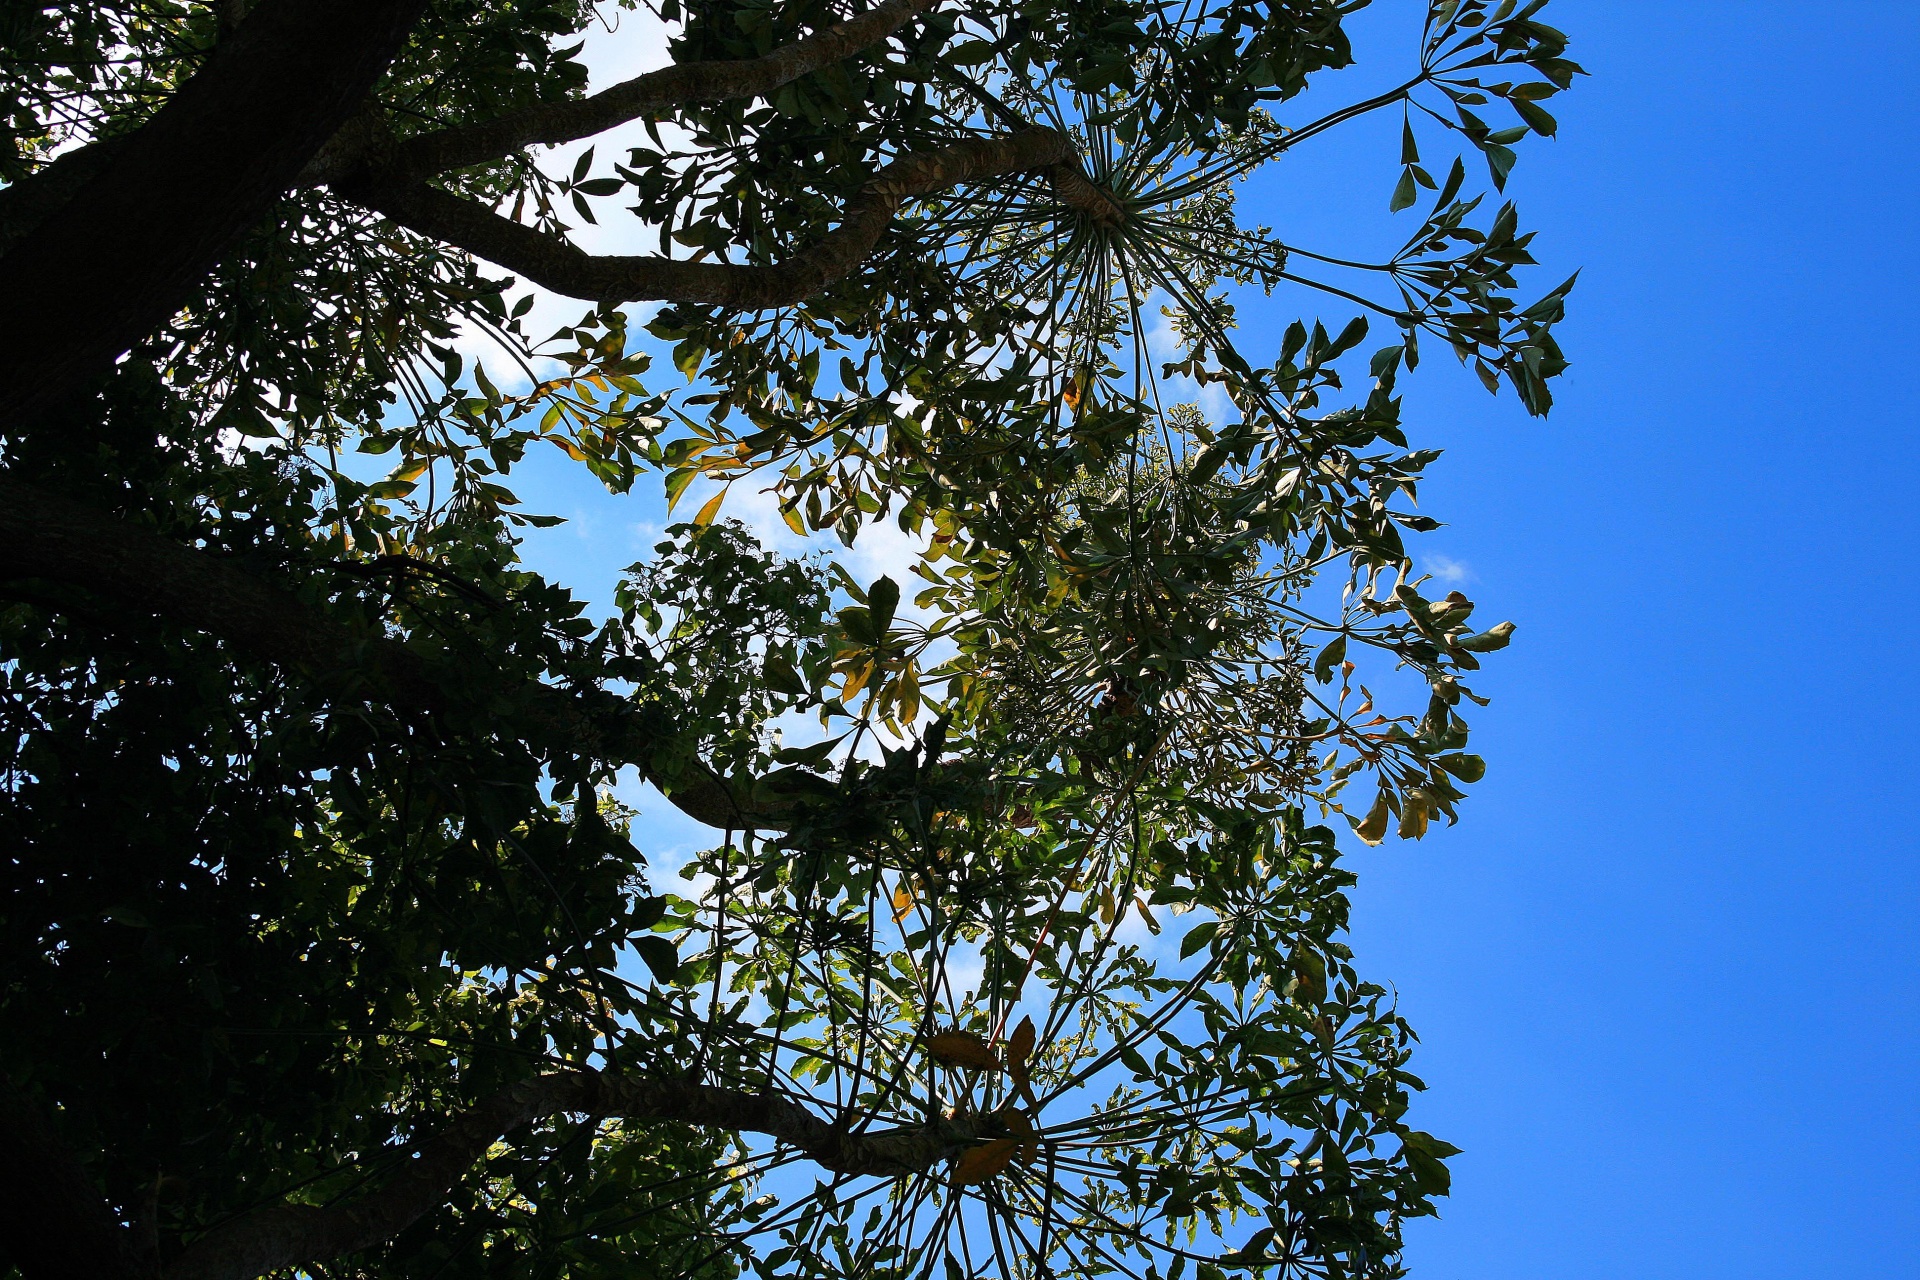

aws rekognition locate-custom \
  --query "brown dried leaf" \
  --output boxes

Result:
[1006,1015,1036,1084]
[999,1106,1040,1165]
[926,1030,1000,1071]
[952,1138,1019,1185]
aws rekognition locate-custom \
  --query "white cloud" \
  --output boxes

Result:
[577,5,675,89]
[442,7,686,389]
[1425,554,1472,585]
[1143,291,1237,426]
[685,469,937,621]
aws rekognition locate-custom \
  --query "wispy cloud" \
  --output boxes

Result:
[444,9,682,386]
[1143,291,1237,426]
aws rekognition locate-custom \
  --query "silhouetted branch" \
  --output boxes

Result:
[0,473,785,829]
[0,0,432,431]
[349,129,1082,305]
[309,0,942,185]
[0,1073,152,1280]
[164,1073,970,1280]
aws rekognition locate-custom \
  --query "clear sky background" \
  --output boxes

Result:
[466,2,1920,1275]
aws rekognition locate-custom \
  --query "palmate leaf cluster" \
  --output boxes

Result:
[0,2,1577,1279]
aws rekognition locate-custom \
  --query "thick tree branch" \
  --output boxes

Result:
[0,475,442,709]
[164,1073,969,1280]
[1049,164,1129,228]
[347,129,1080,307]
[0,473,783,830]
[0,1073,152,1280]
[0,135,133,257]
[0,0,431,433]
[309,0,941,186]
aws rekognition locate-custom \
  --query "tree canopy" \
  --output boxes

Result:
[0,2,1578,1279]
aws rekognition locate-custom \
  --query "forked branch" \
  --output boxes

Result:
[348,129,1082,306]
[0,0,432,432]
[311,0,943,185]
[164,1073,969,1280]
[0,474,782,830]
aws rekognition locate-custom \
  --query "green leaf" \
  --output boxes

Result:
[1436,753,1486,783]
[1313,634,1347,684]
[1179,920,1219,959]
[1398,789,1432,840]
[1484,143,1518,188]
[1390,167,1418,212]
[1403,1130,1464,1160]
[1400,1130,1461,1195]
[1187,443,1228,485]
[1329,316,1370,358]
[630,895,668,930]
[673,338,706,379]
[633,935,679,983]
[867,575,900,637]
[1455,621,1515,652]
[763,652,810,697]
[1221,1227,1276,1265]
[772,734,847,767]
[945,39,995,65]
[663,467,699,512]
[1513,97,1558,136]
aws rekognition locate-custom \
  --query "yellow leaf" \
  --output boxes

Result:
[692,489,726,528]
[891,882,914,922]
[1398,789,1431,840]
[1353,791,1392,846]
[1006,1015,1036,1084]
[952,1138,1019,1185]
[926,1030,1000,1071]
[780,502,806,536]
[839,660,875,704]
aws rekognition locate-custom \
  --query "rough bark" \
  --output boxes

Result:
[1049,164,1129,227]
[0,473,781,829]
[164,1073,969,1280]
[308,0,941,186]
[0,0,431,433]
[0,1074,152,1280]
[348,129,1080,306]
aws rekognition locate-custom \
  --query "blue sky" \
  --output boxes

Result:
[470,2,1920,1275]
[1338,3,1920,1276]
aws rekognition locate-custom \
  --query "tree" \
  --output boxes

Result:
[0,1,1578,1279]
